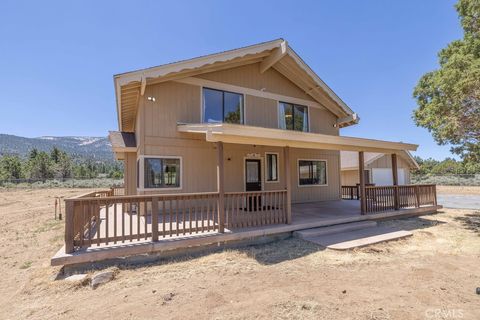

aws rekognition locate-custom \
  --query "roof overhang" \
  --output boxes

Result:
[114,39,358,132]
[177,123,418,154]
[108,131,137,158]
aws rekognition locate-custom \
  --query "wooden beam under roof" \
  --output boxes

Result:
[259,40,287,73]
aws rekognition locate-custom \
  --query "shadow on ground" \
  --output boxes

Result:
[59,215,445,276]
[453,211,480,235]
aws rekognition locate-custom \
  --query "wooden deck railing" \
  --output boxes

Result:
[225,190,287,229]
[341,186,359,200]
[111,187,125,196]
[64,189,288,253]
[65,192,221,253]
[365,184,437,213]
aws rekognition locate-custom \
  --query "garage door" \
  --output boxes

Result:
[371,168,406,186]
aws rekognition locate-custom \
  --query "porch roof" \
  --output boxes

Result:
[177,123,418,154]
[108,131,137,153]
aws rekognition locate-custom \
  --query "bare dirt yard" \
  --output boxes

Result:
[0,188,479,320]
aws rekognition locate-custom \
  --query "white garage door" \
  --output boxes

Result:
[371,168,406,186]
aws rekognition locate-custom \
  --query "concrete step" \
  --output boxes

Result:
[303,226,413,250]
[293,221,377,240]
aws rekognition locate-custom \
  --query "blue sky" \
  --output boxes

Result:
[0,0,462,160]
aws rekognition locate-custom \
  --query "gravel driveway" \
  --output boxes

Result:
[437,194,480,209]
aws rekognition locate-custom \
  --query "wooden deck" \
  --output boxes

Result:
[51,199,441,266]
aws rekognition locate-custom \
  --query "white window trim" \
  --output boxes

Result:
[243,156,264,192]
[277,102,310,133]
[137,155,183,191]
[201,86,246,125]
[297,158,328,187]
[265,152,280,183]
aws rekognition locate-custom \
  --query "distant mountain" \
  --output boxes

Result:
[0,134,115,162]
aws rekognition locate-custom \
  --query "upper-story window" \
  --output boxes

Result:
[278,102,309,132]
[203,88,244,124]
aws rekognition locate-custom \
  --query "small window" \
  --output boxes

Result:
[298,160,327,186]
[144,157,181,189]
[203,88,243,124]
[279,102,308,132]
[266,153,278,182]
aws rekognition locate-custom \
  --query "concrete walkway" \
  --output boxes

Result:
[437,194,480,210]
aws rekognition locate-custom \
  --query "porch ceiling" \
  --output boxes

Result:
[177,123,418,154]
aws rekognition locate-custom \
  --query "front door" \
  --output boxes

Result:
[245,159,262,191]
[245,159,262,211]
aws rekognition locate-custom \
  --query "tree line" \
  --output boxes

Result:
[413,156,480,175]
[0,147,123,181]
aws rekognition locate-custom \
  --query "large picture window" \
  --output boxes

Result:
[203,88,243,124]
[266,153,278,182]
[298,160,327,186]
[144,157,181,189]
[279,102,308,132]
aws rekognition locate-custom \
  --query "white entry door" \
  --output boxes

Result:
[371,168,406,186]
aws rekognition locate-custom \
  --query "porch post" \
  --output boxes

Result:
[284,146,292,224]
[216,142,225,233]
[391,153,399,210]
[359,151,366,214]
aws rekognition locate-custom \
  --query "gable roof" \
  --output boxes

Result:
[114,39,358,132]
[340,151,420,170]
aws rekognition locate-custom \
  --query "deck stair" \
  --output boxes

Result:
[293,221,412,250]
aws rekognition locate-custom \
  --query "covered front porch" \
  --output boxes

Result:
[52,196,440,266]
[55,123,440,266]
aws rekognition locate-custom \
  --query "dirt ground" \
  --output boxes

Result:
[0,188,479,320]
[437,185,480,195]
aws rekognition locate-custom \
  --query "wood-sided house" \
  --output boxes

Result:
[52,39,440,266]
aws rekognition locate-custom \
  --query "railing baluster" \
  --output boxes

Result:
[113,200,117,245]
[162,199,166,238]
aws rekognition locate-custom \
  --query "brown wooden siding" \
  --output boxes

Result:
[290,149,341,202]
[197,62,315,101]
[245,95,278,129]
[124,152,137,196]
[140,142,340,202]
[143,81,202,139]
[309,107,339,135]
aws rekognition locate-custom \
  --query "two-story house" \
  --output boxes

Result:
[53,39,439,266]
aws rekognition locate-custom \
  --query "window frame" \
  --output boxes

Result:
[278,102,310,132]
[265,152,280,183]
[297,158,328,187]
[202,87,245,125]
[137,155,183,191]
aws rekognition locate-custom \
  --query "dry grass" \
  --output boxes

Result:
[436,185,480,195]
[0,189,479,320]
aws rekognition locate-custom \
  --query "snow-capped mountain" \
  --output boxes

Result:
[0,134,114,162]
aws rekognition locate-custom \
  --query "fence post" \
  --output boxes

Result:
[151,197,159,241]
[65,200,75,253]
[415,185,420,208]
